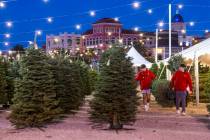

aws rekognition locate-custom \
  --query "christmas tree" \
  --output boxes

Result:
[90,47,139,129]
[0,57,7,105]
[48,54,83,113]
[205,73,210,101]
[10,47,62,128]
[150,63,159,76]
[157,62,166,80]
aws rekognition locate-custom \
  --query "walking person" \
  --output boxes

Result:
[135,64,156,111]
[171,64,193,116]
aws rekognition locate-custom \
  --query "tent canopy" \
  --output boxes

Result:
[162,38,210,63]
[127,47,152,67]
[180,38,210,59]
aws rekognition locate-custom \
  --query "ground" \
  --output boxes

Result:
[0,97,210,140]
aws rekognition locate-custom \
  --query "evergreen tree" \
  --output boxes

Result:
[48,55,83,113]
[90,47,139,129]
[157,62,166,80]
[150,63,158,76]
[10,47,62,128]
[205,73,210,101]
[168,55,184,73]
[0,57,7,105]
[133,41,155,63]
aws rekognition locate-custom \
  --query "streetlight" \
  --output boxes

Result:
[34,30,42,49]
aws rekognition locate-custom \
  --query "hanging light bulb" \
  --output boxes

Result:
[5,33,11,38]
[148,9,153,14]
[6,21,13,28]
[0,2,5,8]
[76,24,81,30]
[189,21,194,26]
[132,1,140,9]
[178,4,183,9]
[47,17,53,23]
[90,11,96,17]
[158,21,164,27]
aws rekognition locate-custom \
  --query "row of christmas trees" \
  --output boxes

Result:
[0,46,140,129]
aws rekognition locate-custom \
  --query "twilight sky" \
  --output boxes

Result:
[1,0,210,51]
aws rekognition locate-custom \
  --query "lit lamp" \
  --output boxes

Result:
[157,48,163,54]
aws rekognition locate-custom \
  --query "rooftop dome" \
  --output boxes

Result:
[93,18,121,24]
[172,10,184,23]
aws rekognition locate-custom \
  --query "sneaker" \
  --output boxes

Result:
[176,110,181,114]
[144,105,149,112]
[181,112,186,116]
[147,103,150,110]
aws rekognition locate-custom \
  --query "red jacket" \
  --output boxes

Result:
[135,69,156,90]
[171,70,193,92]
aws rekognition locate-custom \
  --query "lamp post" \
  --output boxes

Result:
[34,30,42,49]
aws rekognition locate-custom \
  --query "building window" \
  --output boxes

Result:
[48,41,50,47]
[76,38,80,45]
[67,39,72,46]
[128,38,132,45]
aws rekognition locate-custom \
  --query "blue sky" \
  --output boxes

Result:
[1,0,210,50]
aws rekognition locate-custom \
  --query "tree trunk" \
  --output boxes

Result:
[109,113,123,129]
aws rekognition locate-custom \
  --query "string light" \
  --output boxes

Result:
[6,21,13,28]
[28,41,33,45]
[5,33,11,38]
[114,17,119,21]
[158,21,164,27]
[181,29,186,34]
[134,27,139,31]
[132,1,140,9]
[4,42,9,46]
[0,2,5,8]
[36,30,42,35]
[43,0,50,3]
[47,17,53,23]
[148,9,153,14]
[189,21,194,26]
[76,24,81,30]
[90,11,96,17]
[178,4,183,9]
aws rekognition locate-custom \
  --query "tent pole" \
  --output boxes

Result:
[194,53,199,106]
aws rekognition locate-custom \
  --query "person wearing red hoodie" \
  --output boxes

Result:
[135,64,156,111]
[171,64,193,116]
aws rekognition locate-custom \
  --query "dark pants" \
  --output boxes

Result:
[176,91,187,112]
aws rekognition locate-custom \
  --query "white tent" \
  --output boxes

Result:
[180,38,210,59]
[162,38,210,105]
[127,47,152,67]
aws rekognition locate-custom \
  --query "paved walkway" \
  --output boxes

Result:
[0,100,210,140]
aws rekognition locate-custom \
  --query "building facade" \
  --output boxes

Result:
[82,18,141,50]
[46,33,81,54]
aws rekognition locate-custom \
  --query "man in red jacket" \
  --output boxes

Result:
[171,64,193,116]
[135,64,156,111]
